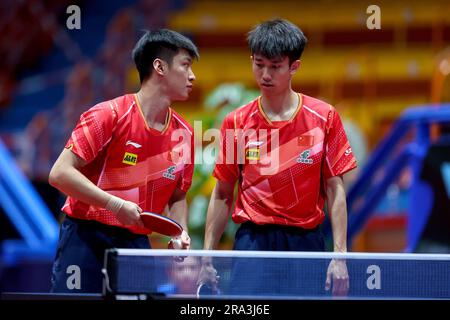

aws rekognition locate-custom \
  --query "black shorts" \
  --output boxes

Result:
[228,222,327,297]
[50,215,151,293]
[233,221,325,251]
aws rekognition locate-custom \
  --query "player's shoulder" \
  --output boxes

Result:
[301,93,335,117]
[87,94,135,117]
[170,108,194,135]
[222,97,259,126]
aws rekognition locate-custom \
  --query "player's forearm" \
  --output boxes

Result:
[203,183,234,250]
[167,197,189,231]
[49,164,111,209]
[330,203,347,253]
[326,176,348,253]
[203,199,231,250]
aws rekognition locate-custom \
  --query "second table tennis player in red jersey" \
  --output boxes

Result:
[48,29,198,293]
[200,19,357,297]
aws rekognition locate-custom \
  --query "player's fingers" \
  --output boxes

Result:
[182,238,190,248]
[132,206,144,227]
[181,230,190,240]
[181,233,190,249]
[337,283,347,296]
[135,215,145,228]
[197,274,214,288]
[332,280,340,296]
[333,277,348,297]
[325,271,331,291]
[181,234,190,243]
[209,273,219,290]
[212,270,219,287]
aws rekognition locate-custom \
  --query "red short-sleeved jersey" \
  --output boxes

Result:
[213,93,357,229]
[62,94,194,234]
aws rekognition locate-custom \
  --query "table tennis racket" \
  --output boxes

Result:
[140,212,183,237]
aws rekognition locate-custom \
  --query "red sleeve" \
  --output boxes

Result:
[213,113,240,184]
[322,107,357,180]
[178,133,195,193]
[65,103,117,163]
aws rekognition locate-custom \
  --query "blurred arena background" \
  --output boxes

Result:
[0,0,449,293]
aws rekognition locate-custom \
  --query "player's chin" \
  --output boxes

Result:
[174,92,190,101]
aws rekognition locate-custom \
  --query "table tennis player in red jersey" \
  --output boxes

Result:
[48,29,198,293]
[199,19,357,297]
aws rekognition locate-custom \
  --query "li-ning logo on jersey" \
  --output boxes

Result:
[345,147,352,156]
[122,152,138,165]
[163,166,176,180]
[245,140,264,148]
[126,140,142,148]
[297,150,313,164]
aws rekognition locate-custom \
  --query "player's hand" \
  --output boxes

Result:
[177,230,191,249]
[116,201,144,228]
[197,258,220,292]
[325,258,349,297]
[168,230,191,250]
[168,230,190,262]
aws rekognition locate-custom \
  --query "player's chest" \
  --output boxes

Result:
[239,123,326,174]
[106,124,188,168]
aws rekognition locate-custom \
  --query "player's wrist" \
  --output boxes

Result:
[333,247,347,253]
[201,256,213,265]
[105,195,125,214]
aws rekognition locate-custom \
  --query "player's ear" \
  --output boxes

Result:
[153,59,166,75]
[290,60,300,75]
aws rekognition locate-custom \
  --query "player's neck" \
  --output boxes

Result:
[260,89,299,121]
[136,84,170,130]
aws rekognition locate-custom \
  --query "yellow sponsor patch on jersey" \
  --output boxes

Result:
[246,148,260,161]
[122,152,138,165]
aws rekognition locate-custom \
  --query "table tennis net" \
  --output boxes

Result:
[103,250,450,299]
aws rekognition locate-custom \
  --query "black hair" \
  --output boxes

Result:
[247,18,307,65]
[132,29,199,83]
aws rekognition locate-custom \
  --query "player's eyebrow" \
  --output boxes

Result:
[183,56,193,64]
[268,57,283,63]
[254,56,283,64]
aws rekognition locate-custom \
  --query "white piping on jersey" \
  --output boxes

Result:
[117,101,135,123]
[96,100,136,186]
[302,105,327,122]
[290,169,299,208]
[79,105,114,155]
[172,113,192,135]
[249,110,258,118]
[325,145,334,176]
[108,102,115,113]
[97,153,110,187]
[98,136,113,155]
